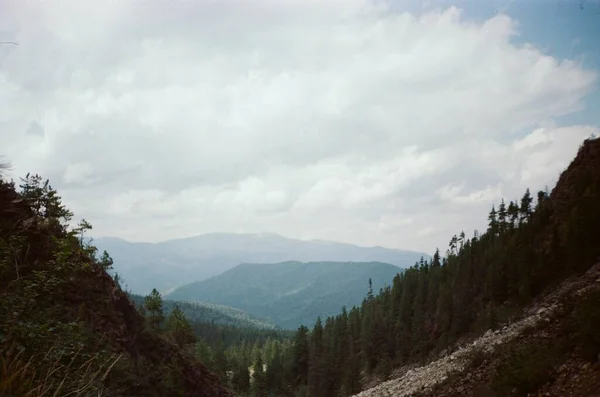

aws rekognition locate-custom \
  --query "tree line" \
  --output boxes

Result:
[139,140,600,396]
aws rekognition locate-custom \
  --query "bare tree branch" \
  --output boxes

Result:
[0,158,12,179]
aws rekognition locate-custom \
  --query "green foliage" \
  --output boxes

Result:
[165,305,196,348]
[5,138,598,397]
[573,289,600,363]
[231,360,250,394]
[251,355,267,397]
[465,348,487,370]
[144,288,165,329]
[98,250,114,270]
[0,175,232,396]
[376,352,392,381]
[128,294,278,329]
[166,260,403,329]
[491,340,562,395]
[19,173,73,225]
[203,138,600,397]
[0,341,121,397]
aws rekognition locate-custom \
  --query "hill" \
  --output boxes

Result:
[94,233,426,295]
[0,174,232,396]
[204,137,600,397]
[128,294,278,329]
[166,260,404,329]
[354,261,600,397]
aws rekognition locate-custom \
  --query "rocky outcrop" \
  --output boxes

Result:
[352,262,600,397]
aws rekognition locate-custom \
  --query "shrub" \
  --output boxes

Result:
[491,339,562,395]
[573,289,600,363]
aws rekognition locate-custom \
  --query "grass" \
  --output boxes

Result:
[0,342,121,397]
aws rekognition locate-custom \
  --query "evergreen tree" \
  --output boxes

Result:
[144,288,165,329]
[195,339,214,368]
[265,341,284,394]
[520,188,533,223]
[19,173,73,224]
[165,304,196,348]
[341,339,361,396]
[252,356,267,397]
[231,360,250,395]
[213,337,228,383]
[308,317,325,397]
[488,205,499,234]
[292,325,309,388]
[498,199,508,232]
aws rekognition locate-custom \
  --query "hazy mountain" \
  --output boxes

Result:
[165,260,403,329]
[94,233,427,295]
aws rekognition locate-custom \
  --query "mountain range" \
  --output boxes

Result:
[165,260,403,329]
[94,232,427,295]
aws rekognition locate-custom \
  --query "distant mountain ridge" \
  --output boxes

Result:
[94,233,427,295]
[165,260,404,329]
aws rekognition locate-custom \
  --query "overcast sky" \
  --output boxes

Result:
[1,0,599,253]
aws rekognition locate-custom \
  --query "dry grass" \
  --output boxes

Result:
[0,343,121,397]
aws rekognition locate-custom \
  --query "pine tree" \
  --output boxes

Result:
[498,199,508,232]
[213,337,228,383]
[488,206,499,234]
[265,341,284,394]
[195,339,214,368]
[144,288,164,329]
[252,355,267,397]
[231,360,250,395]
[308,317,325,397]
[19,173,73,224]
[165,304,196,348]
[520,188,533,223]
[508,201,519,228]
[341,339,361,396]
[292,325,309,388]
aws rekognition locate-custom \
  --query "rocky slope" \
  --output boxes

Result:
[353,261,600,397]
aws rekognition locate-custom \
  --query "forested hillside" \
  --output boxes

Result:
[3,137,598,397]
[0,173,232,396]
[166,260,404,328]
[213,137,600,397]
[128,294,278,329]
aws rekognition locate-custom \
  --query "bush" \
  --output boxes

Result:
[574,289,600,363]
[466,349,487,370]
[491,339,562,395]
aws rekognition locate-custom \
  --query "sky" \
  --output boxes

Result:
[1,0,599,253]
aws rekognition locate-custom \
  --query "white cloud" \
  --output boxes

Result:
[0,0,598,253]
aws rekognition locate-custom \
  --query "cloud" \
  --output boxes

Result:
[0,0,598,253]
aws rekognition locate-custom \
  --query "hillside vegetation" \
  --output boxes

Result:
[0,174,232,396]
[128,294,278,329]
[95,233,424,294]
[2,136,598,397]
[166,260,404,329]
[210,137,600,397]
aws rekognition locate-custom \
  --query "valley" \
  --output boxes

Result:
[3,1,600,396]
[2,138,599,396]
